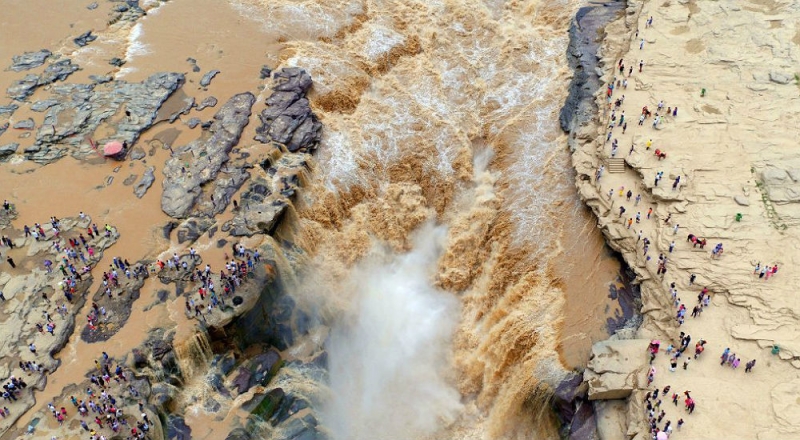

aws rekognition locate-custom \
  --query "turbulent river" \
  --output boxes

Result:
[0,0,625,438]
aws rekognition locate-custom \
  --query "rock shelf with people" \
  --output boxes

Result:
[566,0,800,439]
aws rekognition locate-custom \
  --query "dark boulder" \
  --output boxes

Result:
[0,143,19,160]
[175,217,213,245]
[73,31,97,47]
[165,414,192,440]
[254,68,322,153]
[232,349,282,394]
[132,348,148,368]
[200,70,220,87]
[251,388,285,420]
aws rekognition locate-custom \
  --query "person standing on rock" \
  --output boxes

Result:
[689,273,696,285]
[745,359,756,373]
[640,39,645,50]
[673,176,681,190]
[6,256,14,269]
[639,60,645,72]
[627,189,633,201]
[619,206,626,217]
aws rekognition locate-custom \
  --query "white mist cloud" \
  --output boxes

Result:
[323,223,463,440]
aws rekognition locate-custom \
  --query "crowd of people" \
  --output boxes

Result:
[595,12,768,439]
[0,198,266,438]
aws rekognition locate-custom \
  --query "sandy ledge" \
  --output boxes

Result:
[568,0,800,439]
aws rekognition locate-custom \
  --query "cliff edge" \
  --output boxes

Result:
[565,0,800,438]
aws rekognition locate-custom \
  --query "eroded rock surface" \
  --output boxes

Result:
[28,72,184,163]
[161,93,255,218]
[254,68,322,153]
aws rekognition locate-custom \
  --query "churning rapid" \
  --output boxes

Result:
[268,0,618,438]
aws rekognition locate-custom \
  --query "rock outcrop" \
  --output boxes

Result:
[134,166,156,198]
[584,339,647,401]
[161,92,255,218]
[221,151,309,237]
[28,72,184,163]
[7,59,79,100]
[9,49,52,71]
[254,68,322,153]
[0,104,18,116]
[72,31,97,47]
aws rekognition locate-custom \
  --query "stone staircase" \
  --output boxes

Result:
[607,158,626,173]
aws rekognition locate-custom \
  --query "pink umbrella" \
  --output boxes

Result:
[103,141,124,156]
[656,432,668,440]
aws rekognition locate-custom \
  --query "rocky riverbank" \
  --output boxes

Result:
[566,0,800,438]
[0,4,327,431]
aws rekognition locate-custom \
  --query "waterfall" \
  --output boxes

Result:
[322,224,463,440]
[174,330,214,381]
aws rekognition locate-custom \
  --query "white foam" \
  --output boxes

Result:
[360,25,405,62]
[118,22,149,77]
[230,0,364,40]
[323,223,463,439]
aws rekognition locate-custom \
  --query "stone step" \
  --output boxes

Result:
[607,158,626,173]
